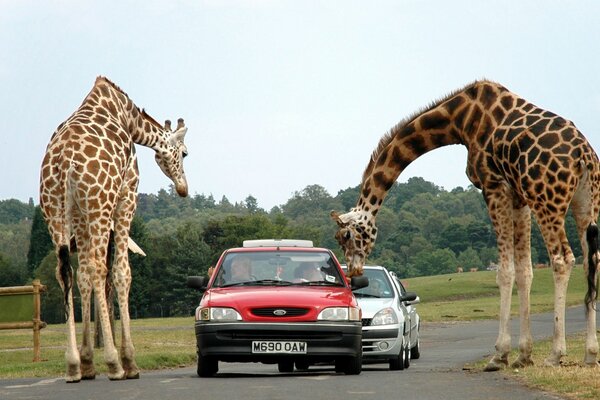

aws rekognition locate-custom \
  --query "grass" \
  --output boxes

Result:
[0,317,196,379]
[0,266,596,399]
[404,266,588,321]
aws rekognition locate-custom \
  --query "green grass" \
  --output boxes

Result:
[404,266,588,321]
[0,317,196,379]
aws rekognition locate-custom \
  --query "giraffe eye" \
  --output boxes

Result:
[344,231,352,241]
[182,150,188,158]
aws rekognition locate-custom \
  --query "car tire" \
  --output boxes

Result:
[410,337,421,360]
[389,341,406,371]
[403,344,411,369]
[197,353,218,377]
[339,353,362,375]
[295,360,310,371]
[278,360,294,373]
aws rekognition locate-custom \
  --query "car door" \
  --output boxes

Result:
[392,275,419,342]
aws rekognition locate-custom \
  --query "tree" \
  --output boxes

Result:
[0,252,27,286]
[27,206,53,274]
[457,247,483,271]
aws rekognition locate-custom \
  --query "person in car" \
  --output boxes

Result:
[229,256,253,283]
[294,262,323,282]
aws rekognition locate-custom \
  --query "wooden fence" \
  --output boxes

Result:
[0,279,47,361]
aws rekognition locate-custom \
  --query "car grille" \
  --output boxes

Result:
[361,318,372,327]
[218,330,342,340]
[251,307,309,317]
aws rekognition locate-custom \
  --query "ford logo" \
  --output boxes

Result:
[273,309,287,316]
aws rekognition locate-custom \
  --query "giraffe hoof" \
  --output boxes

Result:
[484,357,507,372]
[126,372,140,379]
[107,370,127,381]
[81,374,96,380]
[511,358,534,369]
[65,375,81,383]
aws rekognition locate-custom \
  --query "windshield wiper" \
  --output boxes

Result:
[295,281,343,287]
[355,293,381,298]
[220,279,294,288]
[251,279,294,286]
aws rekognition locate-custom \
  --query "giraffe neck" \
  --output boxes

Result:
[86,77,168,151]
[356,80,510,216]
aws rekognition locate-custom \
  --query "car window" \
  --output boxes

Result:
[352,269,394,298]
[213,250,345,287]
[392,276,407,295]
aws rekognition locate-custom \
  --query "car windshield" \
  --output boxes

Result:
[213,250,345,288]
[353,269,394,299]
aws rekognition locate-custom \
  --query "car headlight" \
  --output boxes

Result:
[371,307,398,326]
[317,307,360,321]
[197,307,242,321]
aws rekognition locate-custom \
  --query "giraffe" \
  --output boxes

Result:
[40,76,189,382]
[331,80,600,370]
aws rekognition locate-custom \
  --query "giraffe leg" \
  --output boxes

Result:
[54,245,81,383]
[571,186,599,366]
[532,219,574,367]
[511,206,534,369]
[483,187,515,372]
[113,189,140,379]
[91,238,126,380]
[76,259,96,380]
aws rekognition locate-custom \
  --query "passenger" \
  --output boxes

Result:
[294,262,323,282]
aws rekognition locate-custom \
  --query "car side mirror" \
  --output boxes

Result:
[401,292,419,304]
[187,275,209,291]
[350,275,369,291]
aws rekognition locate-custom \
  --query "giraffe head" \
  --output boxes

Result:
[155,118,189,197]
[330,209,378,277]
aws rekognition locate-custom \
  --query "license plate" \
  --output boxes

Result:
[252,341,307,354]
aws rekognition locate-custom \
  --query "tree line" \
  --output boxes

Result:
[0,178,584,323]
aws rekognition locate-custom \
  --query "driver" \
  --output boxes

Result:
[229,256,252,283]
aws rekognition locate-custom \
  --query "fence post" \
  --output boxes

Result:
[31,279,47,362]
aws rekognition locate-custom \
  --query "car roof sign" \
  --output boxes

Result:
[242,239,314,248]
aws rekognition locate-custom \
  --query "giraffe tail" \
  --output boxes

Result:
[58,244,73,320]
[585,222,599,313]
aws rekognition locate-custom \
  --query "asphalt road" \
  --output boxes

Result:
[1,307,590,400]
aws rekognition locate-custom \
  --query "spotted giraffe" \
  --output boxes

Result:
[40,76,189,382]
[331,80,600,370]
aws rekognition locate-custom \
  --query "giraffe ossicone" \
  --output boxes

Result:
[333,79,600,369]
[40,76,189,382]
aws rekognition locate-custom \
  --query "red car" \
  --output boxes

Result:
[186,239,369,377]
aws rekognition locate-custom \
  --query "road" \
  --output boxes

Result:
[1,307,589,400]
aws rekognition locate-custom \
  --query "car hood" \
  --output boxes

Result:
[202,286,358,319]
[355,297,397,318]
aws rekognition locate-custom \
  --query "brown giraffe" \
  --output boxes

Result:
[40,76,189,382]
[331,80,600,370]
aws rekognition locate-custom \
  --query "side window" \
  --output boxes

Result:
[393,276,406,295]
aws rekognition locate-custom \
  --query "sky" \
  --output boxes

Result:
[1,1,600,210]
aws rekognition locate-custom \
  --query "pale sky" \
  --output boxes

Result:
[1,1,599,210]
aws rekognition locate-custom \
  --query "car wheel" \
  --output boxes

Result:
[410,337,421,360]
[295,360,309,371]
[341,353,362,375]
[403,344,411,369]
[278,360,294,373]
[197,353,218,377]
[389,341,406,371]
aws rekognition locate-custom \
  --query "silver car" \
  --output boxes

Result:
[347,265,421,370]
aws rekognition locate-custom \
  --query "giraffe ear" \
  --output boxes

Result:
[330,210,347,227]
[164,120,172,131]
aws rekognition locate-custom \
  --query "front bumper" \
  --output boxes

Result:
[195,321,362,363]
[361,324,402,359]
